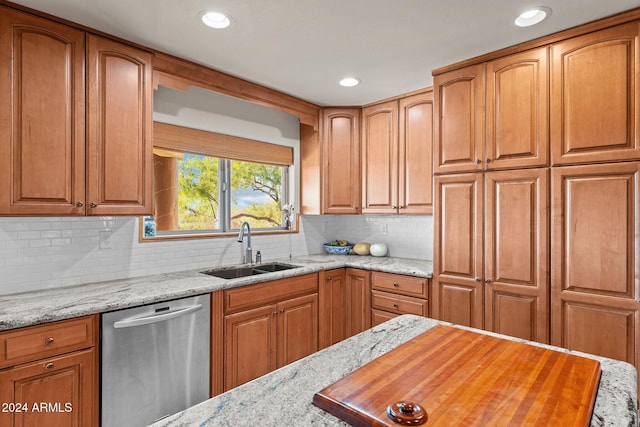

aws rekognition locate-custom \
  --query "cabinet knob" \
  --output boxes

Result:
[326,276,332,281]
[272,311,278,316]
[90,202,97,208]
[280,309,285,313]
[475,277,481,282]
[484,278,492,283]
[398,206,404,209]
[44,362,54,370]
[75,201,84,207]
[486,158,492,163]
[476,159,482,164]
[44,337,54,345]
[393,283,399,287]
[393,303,399,309]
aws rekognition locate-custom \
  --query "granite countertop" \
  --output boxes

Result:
[0,254,432,331]
[151,315,638,427]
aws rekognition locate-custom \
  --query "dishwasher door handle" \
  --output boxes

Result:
[113,304,203,329]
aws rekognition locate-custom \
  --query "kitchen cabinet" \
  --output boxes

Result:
[486,47,549,169]
[550,23,640,165]
[484,169,549,342]
[551,163,640,367]
[433,169,549,342]
[0,7,153,216]
[0,8,85,215]
[0,315,98,427]
[322,108,361,214]
[433,64,485,174]
[432,173,484,328]
[86,35,153,215]
[223,274,318,390]
[361,91,433,214]
[371,272,429,326]
[319,268,371,349]
[434,47,549,174]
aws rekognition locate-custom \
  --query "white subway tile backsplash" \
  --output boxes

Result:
[0,214,432,295]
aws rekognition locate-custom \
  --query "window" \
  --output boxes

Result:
[143,123,294,239]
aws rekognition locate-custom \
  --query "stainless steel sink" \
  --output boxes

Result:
[200,262,300,279]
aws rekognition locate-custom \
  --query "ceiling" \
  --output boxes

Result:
[8,0,640,106]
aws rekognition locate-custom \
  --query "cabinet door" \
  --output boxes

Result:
[486,47,549,169]
[398,91,434,214]
[86,35,153,215]
[277,294,318,368]
[551,163,640,367]
[485,169,549,343]
[318,269,347,349]
[361,101,398,213]
[345,269,371,337]
[224,305,276,390]
[0,8,85,215]
[433,64,485,174]
[551,23,640,165]
[322,108,360,214]
[433,173,484,328]
[0,349,97,427]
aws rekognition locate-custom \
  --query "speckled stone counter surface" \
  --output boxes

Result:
[151,315,637,427]
[0,254,432,331]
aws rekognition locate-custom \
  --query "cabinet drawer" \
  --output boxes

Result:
[225,273,318,314]
[371,309,399,327]
[371,290,428,316]
[0,316,96,368]
[371,272,428,298]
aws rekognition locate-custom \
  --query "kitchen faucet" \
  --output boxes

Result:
[237,221,252,264]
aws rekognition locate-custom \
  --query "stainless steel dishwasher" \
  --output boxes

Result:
[101,294,210,427]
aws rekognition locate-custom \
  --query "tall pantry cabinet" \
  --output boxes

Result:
[549,23,640,366]
[433,17,640,370]
[433,47,550,343]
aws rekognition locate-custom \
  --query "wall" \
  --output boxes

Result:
[0,215,432,296]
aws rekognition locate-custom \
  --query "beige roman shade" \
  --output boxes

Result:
[153,122,293,166]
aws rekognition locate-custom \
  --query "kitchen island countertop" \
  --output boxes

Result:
[151,315,638,427]
[0,254,432,331]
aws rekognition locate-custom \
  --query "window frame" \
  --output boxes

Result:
[139,123,296,242]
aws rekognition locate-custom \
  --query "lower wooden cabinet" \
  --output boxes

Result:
[551,163,640,368]
[319,268,371,349]
[222,274,318,390]
[371,272,429,326]
[0,316,98,427]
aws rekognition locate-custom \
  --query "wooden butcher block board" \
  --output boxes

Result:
[313,325,601,427]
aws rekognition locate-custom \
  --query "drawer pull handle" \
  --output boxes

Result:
[44,337,54,345]
[44,363,54,370]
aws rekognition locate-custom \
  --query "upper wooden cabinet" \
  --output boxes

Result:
[362,91,433,214]
[399,92,434,214]
[322,108,361,214]
[434,64,485,174]
[86,35,153,215]
[435,48,549,174]
[361,101,398,213]
[486,47,549,169]
[551,23,640,165]
[0,8,86,215]
[0,8,153,216]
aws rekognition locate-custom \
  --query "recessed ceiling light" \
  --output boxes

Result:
[339,77,360,87]
[200,11,232,29]
[515,7,552,27]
